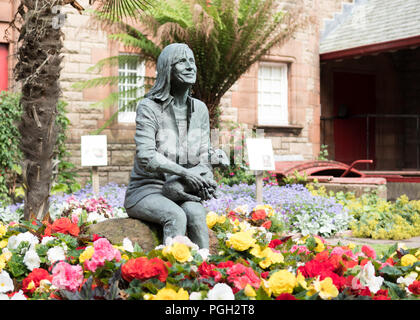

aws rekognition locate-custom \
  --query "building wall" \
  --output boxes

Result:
[2,0,354,186]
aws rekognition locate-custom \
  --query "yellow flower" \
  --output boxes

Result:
[226,231,256,251]
[314,237,325,253]
[79,246,94,264]
[261,279,272,297]
[0,259,5,272]
[206,211,219,229]
[0,240,7,249]
[296,271,308,290]
[147,287,189,300]
[217,215,226,224]
[347,243,356,250]
[311,277,339,300]
[267,270,297,296]
[401,254,418,267]
[170,243,191,263]
[1,251,12,262]
[244,284,257,297]
[0,223,7,238]
[26,280,36,292]
[121,254,129,261]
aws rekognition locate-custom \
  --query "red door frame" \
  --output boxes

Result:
[0,44,8,91]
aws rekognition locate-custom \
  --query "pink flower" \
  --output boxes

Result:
[52,261,84,292]
[290,244,310,255]
[71,214,79,225]
[361,245,376,260]
[84,238,121,272]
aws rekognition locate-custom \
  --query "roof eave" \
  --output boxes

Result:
[320,35,420,61]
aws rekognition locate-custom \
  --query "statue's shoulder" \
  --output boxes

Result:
[190,97,208,114]
[136,98,162,115]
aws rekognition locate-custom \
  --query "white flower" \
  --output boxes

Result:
[47,246,66,264]
[397,272,418,294]
[357,261,384,294]
[41,236,57,245]
[8,232,39,250]
[206,283,235,300]
[197,248,210,261]
[122,238,134,253]
[0,293,9,300]
[23,249,41,271]
[10,290,27,300]
[0,270,14,293]
[87,212,107,223]
[189,292,203,300]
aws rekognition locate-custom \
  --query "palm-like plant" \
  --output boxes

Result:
[11,0,150,220]
[76,0,306,129]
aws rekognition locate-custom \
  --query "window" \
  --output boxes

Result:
[257,62,288,126]
[118,55,145,123]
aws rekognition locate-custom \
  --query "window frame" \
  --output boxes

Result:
[117,54,146,123]
[257,61,289,126]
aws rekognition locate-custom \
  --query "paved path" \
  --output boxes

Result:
[326,234,420,249]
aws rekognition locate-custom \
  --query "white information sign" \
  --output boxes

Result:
[81,135,108,167]
[246,138,275,171]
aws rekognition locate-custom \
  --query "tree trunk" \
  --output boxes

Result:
[14,0,63,220]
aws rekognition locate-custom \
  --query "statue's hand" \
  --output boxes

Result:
[183,169,210,193]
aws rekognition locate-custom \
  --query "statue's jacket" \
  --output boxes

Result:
[124,96,211,209]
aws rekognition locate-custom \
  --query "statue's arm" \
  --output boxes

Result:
[135,102,188,177]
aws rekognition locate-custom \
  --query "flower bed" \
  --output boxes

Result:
[204,183,352,237]
[0,203,420,300]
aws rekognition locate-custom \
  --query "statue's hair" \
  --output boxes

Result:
[145,43,193,102]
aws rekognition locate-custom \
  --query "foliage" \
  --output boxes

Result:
[308,184,420,240]
[0,92,23,205]
[317,144,329,161]
[280,170,309,186]
[76,0,306,129]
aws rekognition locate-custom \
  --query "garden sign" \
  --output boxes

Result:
[81,135,108,195]
[245,138,275,203]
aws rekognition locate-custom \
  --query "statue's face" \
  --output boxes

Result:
[171,49,197,85]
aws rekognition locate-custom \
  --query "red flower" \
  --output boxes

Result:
[22,268,53,294]
[217,261,235,269]
[261,271,269,279]
[44,217,80,237]
[251,209,266,221]
[408,280,420,295]
[92,234,103,241]
[276,293,297,300]
[361,245,376,260]
[198,262,222,282]
[268,239,284,249]
[373,289,391,300]
[121,257,170,282]
[261,220,272,230]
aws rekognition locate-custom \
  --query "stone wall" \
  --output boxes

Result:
[44,1,355,186]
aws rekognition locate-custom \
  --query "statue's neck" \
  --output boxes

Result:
[171,82,190,107]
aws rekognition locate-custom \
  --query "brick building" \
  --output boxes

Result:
[1,0,418,187]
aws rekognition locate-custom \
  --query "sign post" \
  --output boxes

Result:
[81,135,108,195]
[245,138,275,204]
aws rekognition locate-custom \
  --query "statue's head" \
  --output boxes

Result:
[145,43,196,102]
